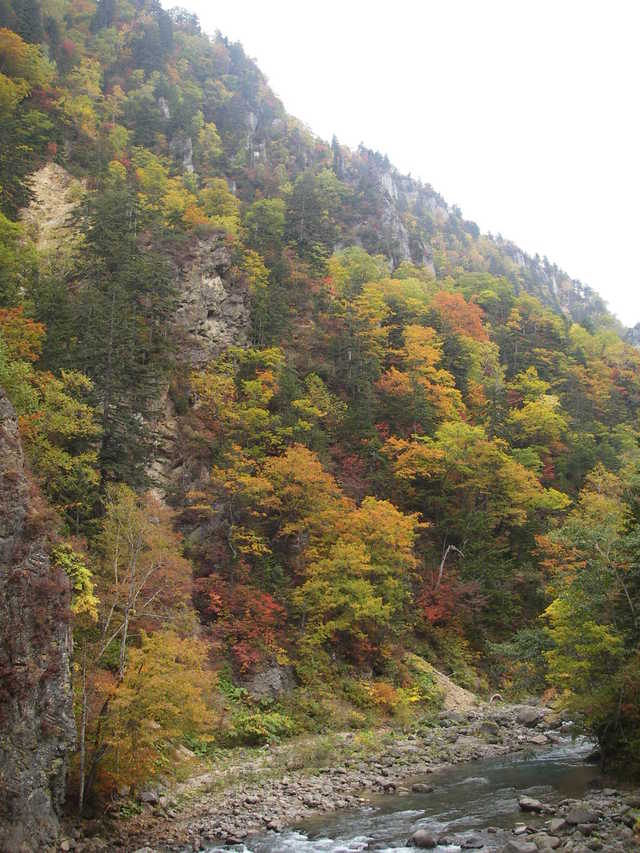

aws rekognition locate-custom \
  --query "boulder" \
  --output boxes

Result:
[519,796,545,812]
[528,734,549,746]
[438,710,466,724]
[565,806,598,825]
[476,719,500,736]
[138,790,159,805]
[411,829,438,848]
[503,842,538,853]
[461,835,485,848]
[531,835,561,850]
[517,706,546,727]
[411,782,435,794]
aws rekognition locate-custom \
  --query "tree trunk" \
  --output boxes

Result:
[78,645,88,814]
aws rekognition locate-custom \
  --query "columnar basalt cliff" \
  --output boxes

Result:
[0,390,75,852]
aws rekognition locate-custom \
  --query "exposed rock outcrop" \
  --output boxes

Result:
[147,236,251,492]
[241,663,296,701]
[20,162,84,260]
[626,322,640,348]
[0,389,75,852]
[172,237,250,368]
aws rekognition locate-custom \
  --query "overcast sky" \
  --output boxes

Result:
[166,0,640,327]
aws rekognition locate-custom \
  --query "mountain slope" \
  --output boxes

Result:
[1,1,640,831]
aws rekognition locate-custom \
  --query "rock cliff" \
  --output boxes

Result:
[172,237,250,367]
[147,236,251,492]
[0,389,75,852]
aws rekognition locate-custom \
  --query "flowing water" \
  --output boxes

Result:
[204,738,599,852]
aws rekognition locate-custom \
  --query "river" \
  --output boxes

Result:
[203,738,598,852]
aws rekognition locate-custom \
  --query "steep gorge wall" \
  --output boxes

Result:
[148,235,251,490]
[0,389,76,852]
[21,164,252,493]
[172,236,250,368]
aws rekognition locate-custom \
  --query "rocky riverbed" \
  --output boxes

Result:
[494,785,640,852]
[53,703,639,852]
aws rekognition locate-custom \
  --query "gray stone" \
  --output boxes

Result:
[517,706,546,727]
[532,834,561,850]
[565,807,598,825]
[138,790,159,805]
[520,796,546,812]
[548,818,567,833]
[461,835,484,848]
[411,782,435,794]
[475,719,500,736]
[503,842,538,853]
[528,734,549,746]
[411,829,438,848]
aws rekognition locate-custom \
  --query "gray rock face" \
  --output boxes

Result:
[147,237,251,492]
[169,131,194,174]
[626,322,640,348]
[241,663,295,701]
[0,389,75,852]
[173,237,250,368]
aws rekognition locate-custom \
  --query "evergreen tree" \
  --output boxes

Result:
[90,0,116,32]
[71,166,175,485]
[12,0,43,42]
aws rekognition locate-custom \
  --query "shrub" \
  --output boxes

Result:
[224,708,297,746]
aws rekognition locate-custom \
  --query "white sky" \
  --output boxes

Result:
[166,0,640,327]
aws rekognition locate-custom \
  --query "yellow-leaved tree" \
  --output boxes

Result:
[100,631,214,790]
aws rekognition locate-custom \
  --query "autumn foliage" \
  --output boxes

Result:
[1,1,640,797]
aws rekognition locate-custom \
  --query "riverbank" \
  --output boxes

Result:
[498,784,640,852]
[59,702,606,852]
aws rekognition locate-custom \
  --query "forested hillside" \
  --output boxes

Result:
[1,0,640,834]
